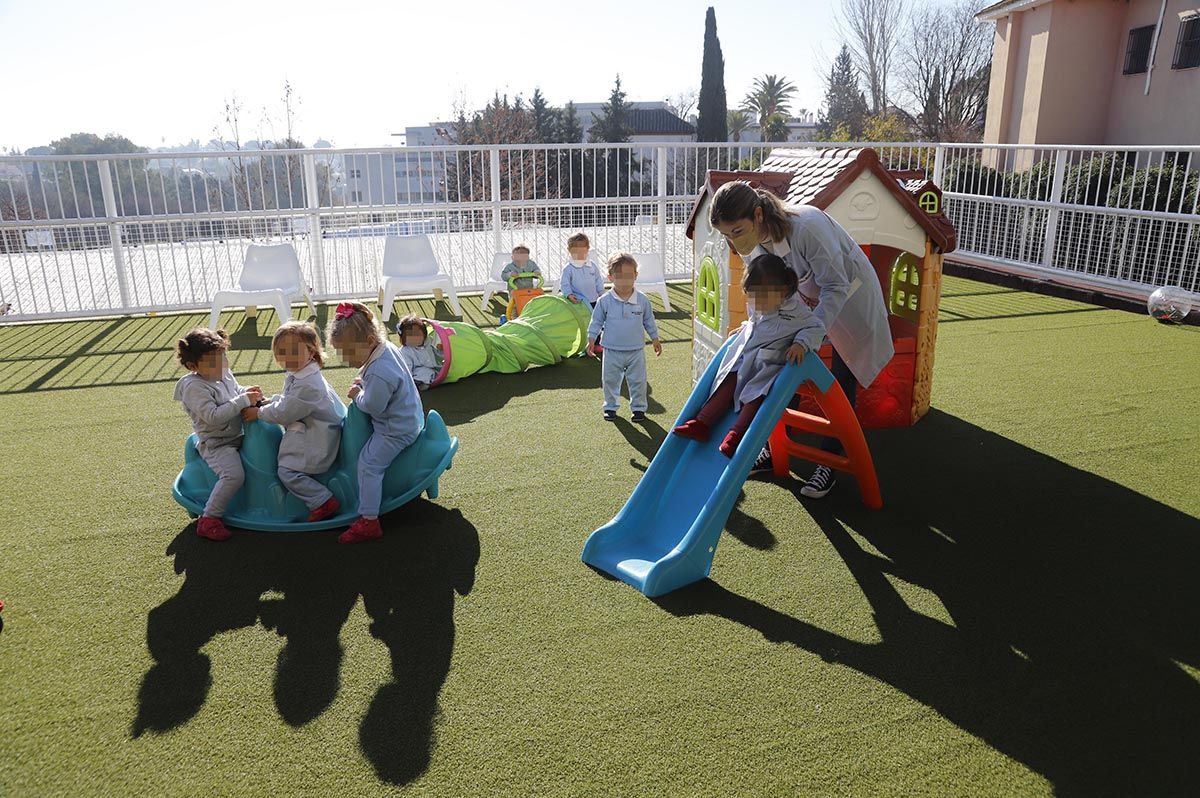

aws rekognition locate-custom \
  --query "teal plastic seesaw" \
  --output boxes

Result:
[172,405,457,532]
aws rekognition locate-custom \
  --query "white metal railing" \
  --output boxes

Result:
[1,142,1196,322]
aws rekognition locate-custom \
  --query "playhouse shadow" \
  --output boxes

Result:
[656,409,1200,796]
[133,501,480,786]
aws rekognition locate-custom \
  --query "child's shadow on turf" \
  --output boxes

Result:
[132,501,480,786]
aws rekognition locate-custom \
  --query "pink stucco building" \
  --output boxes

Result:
[978,0,1199,145]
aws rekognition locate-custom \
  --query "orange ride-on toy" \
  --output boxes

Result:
[505,272,545,319]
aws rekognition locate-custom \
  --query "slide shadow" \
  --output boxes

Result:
[655,410,1200,795]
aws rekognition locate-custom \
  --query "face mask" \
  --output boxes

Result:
[571,258,587,267]
[728,231,760,257]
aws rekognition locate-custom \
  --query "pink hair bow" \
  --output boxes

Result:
[335,302,356,320]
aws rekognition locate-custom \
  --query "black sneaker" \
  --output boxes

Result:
[603,409,617,421]
[800,465,836,498]
[748,446,773,474]
[631,411,647,422]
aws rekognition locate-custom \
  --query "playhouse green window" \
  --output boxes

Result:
[889,252,922,323]
[919,191,939,215]
[697,256,721,332]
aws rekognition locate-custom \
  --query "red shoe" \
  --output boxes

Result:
[718,429,744,458]
[196,516,232,541]
[307,496,340,522]
[672,419,712,442]
[338,517,382,544]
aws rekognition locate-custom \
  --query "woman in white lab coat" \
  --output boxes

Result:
[709,181,893,499]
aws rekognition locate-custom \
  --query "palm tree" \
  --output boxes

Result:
[742,74,797,131]
[761,112,791,143]
[726,109,752,142]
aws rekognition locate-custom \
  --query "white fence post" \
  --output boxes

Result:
[1042,149,1069,270]
[302,153,327,297]
[657,146,668,263]
[96,159,130,309]
[489,148,503,254]
[932,145,946,187]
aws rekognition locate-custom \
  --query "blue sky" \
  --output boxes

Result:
[0,0,842,151]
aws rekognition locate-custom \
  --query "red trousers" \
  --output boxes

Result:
[695,373,765,437]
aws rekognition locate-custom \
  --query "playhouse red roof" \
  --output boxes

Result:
[685,148,957,253]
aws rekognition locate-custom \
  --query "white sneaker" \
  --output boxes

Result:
[800,465,836,498]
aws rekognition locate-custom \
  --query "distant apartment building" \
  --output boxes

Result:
[736,112,819,144]
[978,0,1200,146]
[341,102,698,206]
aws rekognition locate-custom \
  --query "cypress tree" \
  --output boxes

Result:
[696,7,728,142]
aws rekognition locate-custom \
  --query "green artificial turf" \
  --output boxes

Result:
[0,279,1198,796]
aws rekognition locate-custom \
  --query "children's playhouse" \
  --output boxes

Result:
[686,147,958,428]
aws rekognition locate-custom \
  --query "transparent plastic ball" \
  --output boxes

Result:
[1147,286,1193,324]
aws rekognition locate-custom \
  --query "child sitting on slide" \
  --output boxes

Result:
[328,302,424,544]
[240,321,344,523]
[174,328,263,541]
[672,252,825,458]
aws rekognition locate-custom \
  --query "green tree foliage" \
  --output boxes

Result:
[742,74,797,133]
[588,76,633,143]
[818,45,869,140]
[726,109,751,142]
[530,88,561,144]
[696,7,728,142]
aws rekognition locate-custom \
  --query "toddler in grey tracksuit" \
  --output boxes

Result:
[174,328,262,541]
[241,321,345,524]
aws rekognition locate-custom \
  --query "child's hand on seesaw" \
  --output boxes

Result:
[785,343,808,365]
[245,387,263,404]
[652,339,662,356]
[241,406,259,422]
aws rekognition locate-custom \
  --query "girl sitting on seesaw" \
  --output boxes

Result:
[241,321,344,523]
[328,302,424,544]
[672,252,825,457]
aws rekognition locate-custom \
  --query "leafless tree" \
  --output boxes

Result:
[837,0,908,114]
[898,0,992,141]
[666,89,698,123]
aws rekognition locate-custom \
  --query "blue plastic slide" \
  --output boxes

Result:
[581,337,835,597]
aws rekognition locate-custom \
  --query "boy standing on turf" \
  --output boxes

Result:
[586,252,662,422]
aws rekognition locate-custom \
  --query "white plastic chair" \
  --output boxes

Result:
[480,253,511,311]
[379,235,462,322]
[209,243,315,329]
[630,251,672,311]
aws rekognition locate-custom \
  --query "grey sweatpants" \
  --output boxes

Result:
[602,348,647,412]
[278,467,334,510]
[199,443,244,518]
[357,433,410,518]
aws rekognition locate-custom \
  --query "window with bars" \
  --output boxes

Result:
[1124,25,1156,74]
[1174,16,1200,69]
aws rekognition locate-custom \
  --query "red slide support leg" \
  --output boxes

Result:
[767,380,884,510]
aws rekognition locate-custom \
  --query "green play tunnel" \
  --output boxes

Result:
[430,295,592,385]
